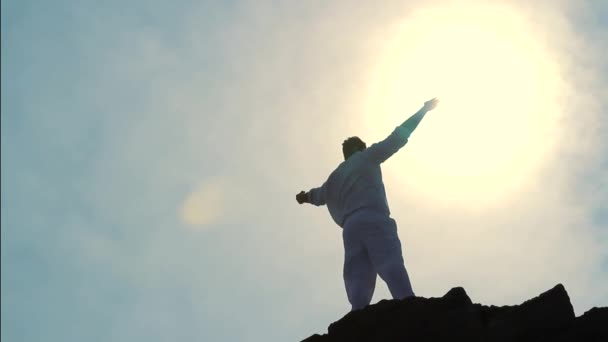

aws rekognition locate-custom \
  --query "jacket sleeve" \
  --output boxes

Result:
[362,125,412,164]
[308,183,327,206]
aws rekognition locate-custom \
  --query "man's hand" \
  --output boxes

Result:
[423,97,440,111]
[296,191,309,204]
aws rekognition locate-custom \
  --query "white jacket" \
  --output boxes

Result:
[309,125,413,227]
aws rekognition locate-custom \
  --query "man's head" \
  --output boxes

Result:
[342,136,366,160]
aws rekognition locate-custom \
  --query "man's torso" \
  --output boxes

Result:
[324,152,391,227]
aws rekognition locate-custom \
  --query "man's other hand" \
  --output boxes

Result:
[423,97,440,111]
[296,191,308,204]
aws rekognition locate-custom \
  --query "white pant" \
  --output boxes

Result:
[342,210,414,311]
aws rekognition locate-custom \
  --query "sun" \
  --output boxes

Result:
[362,2,564,208]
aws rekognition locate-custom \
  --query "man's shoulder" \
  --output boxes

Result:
[331,153,369,176]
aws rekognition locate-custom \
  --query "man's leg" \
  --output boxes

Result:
[364,218,414,299]
[343,226,377,311]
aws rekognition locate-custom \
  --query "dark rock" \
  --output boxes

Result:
[303,284,607,342]
[480,284,575,342]
[301,334,328,342]
[315,287,483,342]
[560,307,608,342]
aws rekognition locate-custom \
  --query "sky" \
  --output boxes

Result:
[1,0,607,341]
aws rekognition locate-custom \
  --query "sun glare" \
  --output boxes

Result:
[363,3,564,208]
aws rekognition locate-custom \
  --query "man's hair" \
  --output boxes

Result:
[342,136,367,159]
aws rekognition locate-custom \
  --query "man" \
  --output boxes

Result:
[296,98,439,311]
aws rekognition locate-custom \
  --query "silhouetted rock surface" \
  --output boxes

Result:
[303,284,608,342]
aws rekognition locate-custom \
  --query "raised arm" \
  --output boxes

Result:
[363,98,439,164]
[296,183,327,206]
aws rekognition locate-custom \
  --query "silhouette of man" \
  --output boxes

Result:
[296,98,439,311]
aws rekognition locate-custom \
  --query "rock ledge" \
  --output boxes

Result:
[303,284,607,342]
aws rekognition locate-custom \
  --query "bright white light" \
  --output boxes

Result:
[363,2,564,208]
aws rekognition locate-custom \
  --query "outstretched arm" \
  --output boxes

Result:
[364,98,439,164]
[296,183,326,206]
[401,97,439,133]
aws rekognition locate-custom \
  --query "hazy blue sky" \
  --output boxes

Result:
[2,1,607,341]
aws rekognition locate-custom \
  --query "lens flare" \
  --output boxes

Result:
[180,179,226,227]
